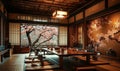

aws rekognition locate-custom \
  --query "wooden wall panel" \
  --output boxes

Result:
[76,12,83,21]
[108,0,120,7]
[0,1,4,13]
[68,24,78,47]
[69,16,74,23]
[0,16,1,45]
[8,13,19,20]
[60,19,68,24]
[13,45,29,53]
[85,1,105,17]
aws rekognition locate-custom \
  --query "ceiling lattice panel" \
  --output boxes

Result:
[2,0,99,17]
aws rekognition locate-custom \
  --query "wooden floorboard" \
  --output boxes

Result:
[0,54,25,71]
[0,54,63,71]
[0,54,120,71]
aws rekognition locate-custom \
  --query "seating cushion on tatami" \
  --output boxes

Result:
[25,60,59,71]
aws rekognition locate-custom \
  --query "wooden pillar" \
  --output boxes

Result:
[0,55,1,63]
[38,55,44,66]
[0,16,3,45]
[105,0,108,9]
[10,47,13,56]
[82,10,88,49]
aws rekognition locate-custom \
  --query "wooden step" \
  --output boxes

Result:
[90,61,109,65]
[96,65,120,71]
[76,66,96,71]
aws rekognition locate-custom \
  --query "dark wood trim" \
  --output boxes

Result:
[74,15,76,23]
[0,11,7,19]
[75,19,84,25]
[20,23,21,48]
[105,0,108,9]
[0,10,8,46]
[8,19,68,26]
[68,18,84,25]
[67,25,69,47]
[83,10,87,49]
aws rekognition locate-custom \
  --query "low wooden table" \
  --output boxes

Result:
[42,48,95,69]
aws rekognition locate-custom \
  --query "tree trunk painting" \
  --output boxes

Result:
[21,24,58,56]
[109,30,120,43]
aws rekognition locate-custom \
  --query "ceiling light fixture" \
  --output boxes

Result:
[52,10,68,19]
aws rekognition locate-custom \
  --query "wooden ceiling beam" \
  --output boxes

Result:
[7,0,76,9]
[7,6,52,17]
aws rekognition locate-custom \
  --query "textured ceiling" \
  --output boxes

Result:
[2,0,99,17]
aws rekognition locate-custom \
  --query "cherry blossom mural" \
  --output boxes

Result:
[88,12,120,44]
[21,24,58,48]
[87,12,120,55]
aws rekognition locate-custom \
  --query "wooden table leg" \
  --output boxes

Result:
[0,55,2,63]
[59,56,63,69]
[38,55,44,66]
[86,55,90,64]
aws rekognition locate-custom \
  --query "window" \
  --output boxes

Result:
[9,23,20,45]
[59,26,68,45]
[9,23,68,47]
